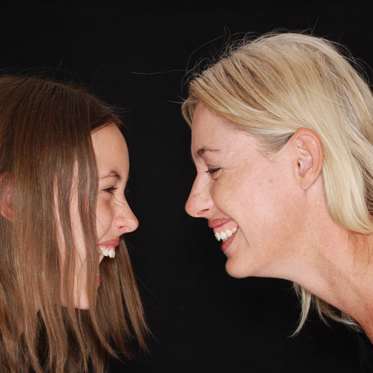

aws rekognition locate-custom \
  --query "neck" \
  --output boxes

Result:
[284,206,373,342]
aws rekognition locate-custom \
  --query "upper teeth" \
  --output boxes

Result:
[98,246,116,258]
[214,227,238,241]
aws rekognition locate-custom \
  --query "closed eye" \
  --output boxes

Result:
[206,167,221,175]
[103,186,118,194]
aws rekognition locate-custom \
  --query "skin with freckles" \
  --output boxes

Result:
[185,104,373,339]
[60,123,139,309]
[186,103,310,278]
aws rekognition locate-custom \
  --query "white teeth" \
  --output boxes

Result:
[214,226,238,242]
[98,246,116,259]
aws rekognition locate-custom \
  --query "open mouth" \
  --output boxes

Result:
[213,225,238,253]
[220,229,238,252]
[214,226,238,242]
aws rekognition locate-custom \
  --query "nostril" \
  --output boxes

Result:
[118,216,139,234]
[185,199,199,218]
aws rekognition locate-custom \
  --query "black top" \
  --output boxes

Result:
[355,331,373,372]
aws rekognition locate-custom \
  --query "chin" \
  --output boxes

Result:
[225,258,253,279]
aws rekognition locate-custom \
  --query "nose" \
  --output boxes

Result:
[114,199,139,235]
[185,177,214,218]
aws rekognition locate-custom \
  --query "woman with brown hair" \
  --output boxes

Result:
[0,75,147,373]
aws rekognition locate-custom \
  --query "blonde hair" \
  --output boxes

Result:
[0,75,147,373]
[182,32,373,331]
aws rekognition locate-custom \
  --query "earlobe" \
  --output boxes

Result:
[291,128,323,189]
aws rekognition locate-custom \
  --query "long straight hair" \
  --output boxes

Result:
[0,75,147,373]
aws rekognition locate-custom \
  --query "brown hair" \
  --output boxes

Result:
[0,75,147,373]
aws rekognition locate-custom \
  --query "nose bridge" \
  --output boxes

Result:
[185,175,213,218]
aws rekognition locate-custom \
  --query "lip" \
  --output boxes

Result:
[97,238,120,247]
[221,229,238,253]
[208,218,231,229]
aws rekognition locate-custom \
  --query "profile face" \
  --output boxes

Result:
[185,104,306,279]
[59,123,139,309]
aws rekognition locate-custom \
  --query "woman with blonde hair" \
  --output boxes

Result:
[182,32,373,346]
[0,75,147,373]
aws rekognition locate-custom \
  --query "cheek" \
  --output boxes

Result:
[212,166,297,235]
[96,197,114,238]
[210,168,256,217]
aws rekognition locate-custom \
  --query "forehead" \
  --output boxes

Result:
[191,104,256,157]
[191,104,234,140]
[91,123,129,173]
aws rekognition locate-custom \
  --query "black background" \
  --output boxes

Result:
[1,4,372,372]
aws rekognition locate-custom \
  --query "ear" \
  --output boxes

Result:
[288,128,323,190]
[0,174,14,221]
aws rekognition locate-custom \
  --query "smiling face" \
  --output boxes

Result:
[185,104,310,279]
[93,124,138,253]
[61,123,139,309]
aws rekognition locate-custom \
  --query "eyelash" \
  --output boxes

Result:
[103,186,118,194]
[206,167,221,175]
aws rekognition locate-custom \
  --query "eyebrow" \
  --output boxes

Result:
[194,147,220,158]
[99,170,122,181]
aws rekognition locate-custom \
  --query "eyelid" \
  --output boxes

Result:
[102,186,118,194]
[206,167,221,175]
